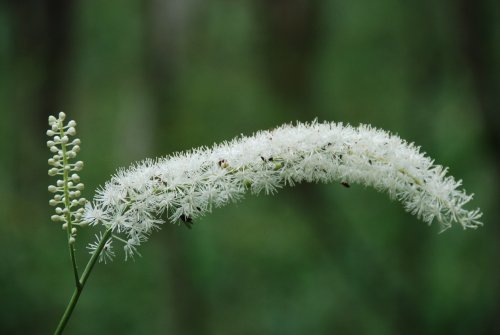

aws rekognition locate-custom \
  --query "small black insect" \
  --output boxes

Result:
[341,181,350,188]
[368,159,372,165]
[180,214,193,229]
[260,156,266,162]
[218,159,228,168]
[180,214,192,222]
[150,175,162,182]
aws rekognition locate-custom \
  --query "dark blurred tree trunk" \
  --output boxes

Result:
[257,0,319,113]
[456,0,500,332]
[143,1,209,334]
[256,1,353,332]
[6,0,75,200]
[143,0,195,139]
[256,0,341,251]
[162,225,209,335]
[398,2,444,333]
[8,0,75,129]
[40,0,75,126]
[457,0,500,163]
[5,0,76,331]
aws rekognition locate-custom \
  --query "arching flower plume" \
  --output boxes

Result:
[84,120,482,260]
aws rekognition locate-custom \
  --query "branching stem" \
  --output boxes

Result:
[54,228,112,335]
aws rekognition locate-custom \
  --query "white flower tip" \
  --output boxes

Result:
[48,115,57,125]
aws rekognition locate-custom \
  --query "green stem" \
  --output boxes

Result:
[54,228,112,335]
[79,228,112,287]
[59,124,80,286]
[53,285,81,335]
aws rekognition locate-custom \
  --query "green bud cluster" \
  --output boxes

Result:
[47,112,86,241]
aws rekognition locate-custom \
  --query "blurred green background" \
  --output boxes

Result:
[1,0,499,334]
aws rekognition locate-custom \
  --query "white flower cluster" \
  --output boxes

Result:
[87,232,115,264]
[47,112,86,243]
[85,120,482,259]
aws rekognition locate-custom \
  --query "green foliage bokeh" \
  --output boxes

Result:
[1,0,499,334]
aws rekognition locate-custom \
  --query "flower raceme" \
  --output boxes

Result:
[84,120,482,260]
[47,112,86,244]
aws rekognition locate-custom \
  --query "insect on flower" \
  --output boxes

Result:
[180,214,193,229]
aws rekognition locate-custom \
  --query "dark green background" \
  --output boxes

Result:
[1,0,499,334]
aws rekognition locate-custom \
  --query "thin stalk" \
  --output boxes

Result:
[59,124,79,286]
[54,228,112,335]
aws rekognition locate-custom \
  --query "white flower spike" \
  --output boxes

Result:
[84,120,482,259]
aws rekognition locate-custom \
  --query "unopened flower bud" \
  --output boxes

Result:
[74,161,84,171]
